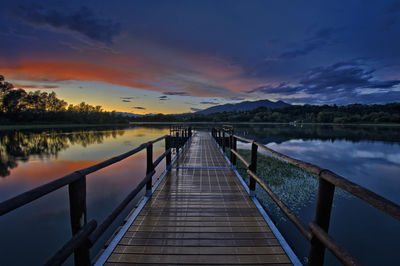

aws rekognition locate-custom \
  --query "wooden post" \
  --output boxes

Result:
[229,135,233,163]
[308,178,335,266]
[249,142,258,197]
[222,131,226,153]
[146,144,154,197]
[165,136,171,168]
[68,173,90,266]
[232,136,237,166]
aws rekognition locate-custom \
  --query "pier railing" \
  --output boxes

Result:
[0,127,191,266]
[212,127,400,266]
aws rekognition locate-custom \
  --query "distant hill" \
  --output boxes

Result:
[115,112,144,117]
[196,99,290,115]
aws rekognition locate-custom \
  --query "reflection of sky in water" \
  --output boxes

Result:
[266,140,400,204]
[0,126,169,266]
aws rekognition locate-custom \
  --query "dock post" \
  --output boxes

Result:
[165,136,171,168]
[232,136,237,166]
[249,142,258,197]
[229,134,233,163]
[222,131,226,153]
[308,177,335,266]
[68,173,90,266]
[146,143,154,197]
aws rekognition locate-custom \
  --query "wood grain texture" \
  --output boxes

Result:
[106,132,292,265]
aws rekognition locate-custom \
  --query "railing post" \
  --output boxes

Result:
[229,134,233,164]
[68,173,90,266]
[165,136,171,168]
[249,142,258,197]
[232,136,237,166]
[146,143,154,197]
[308,177,335,266]
[222,131,226,153]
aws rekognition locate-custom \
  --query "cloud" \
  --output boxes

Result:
[120,97,135,100]
[266,27,339,61]
[13,84,59,89]
[190,108,202,112]
[133,106,146,110]
[230,96,245,101]
[159,95,169,100]
[121,99,131,102]
[250,60,400,104]
[200,101,219,105]
[15,5,121,43]
[163,91,188,96]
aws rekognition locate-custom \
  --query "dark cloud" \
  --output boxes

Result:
[15,5,121,43]
[190,108,202,112]
[122,99,131,102]
[387,2,400,13]
[267,27,339,61]
[163,91,188,96]
[159,95,169,100]
[120,97,135,100]
[250,60,400,104]
[200,101,219,105]
[133,106,146,110]
[230,96,245,101]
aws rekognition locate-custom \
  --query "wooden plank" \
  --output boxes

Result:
[106,132,292,265]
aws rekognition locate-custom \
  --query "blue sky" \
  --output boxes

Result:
[1,0,399,113]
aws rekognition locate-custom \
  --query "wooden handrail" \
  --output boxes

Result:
[309,222,361,266]
[247,169,313,241]
[0,131,191,266]
[0,135,168,216]
[0,171,82,216]
[230,149,250,168]
[88,170,155,245]
[214,128,400,266]
[44,220,97,266]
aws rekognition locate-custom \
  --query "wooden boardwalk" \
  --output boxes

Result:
[102,132,293,265]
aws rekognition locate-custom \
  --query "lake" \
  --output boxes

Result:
[0,124,399,265]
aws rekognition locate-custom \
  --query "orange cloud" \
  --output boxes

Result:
[0,46,265,98]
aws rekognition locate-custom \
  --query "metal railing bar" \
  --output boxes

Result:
[88,170,155,245]
[44,220,97,266]
[247,169,313,241]
[309,222,361,266]
[230,149,250,168]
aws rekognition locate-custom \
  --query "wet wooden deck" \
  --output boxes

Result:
[103,132,293,265]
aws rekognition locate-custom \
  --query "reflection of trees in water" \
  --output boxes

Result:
[0,128,126,177]
[234,124,400,144]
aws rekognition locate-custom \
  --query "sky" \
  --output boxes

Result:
[1,0,400,114]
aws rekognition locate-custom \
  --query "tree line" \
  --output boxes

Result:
[132,103,400,123]
[0,75,128,124]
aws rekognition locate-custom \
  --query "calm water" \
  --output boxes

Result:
[0,124,399,265]
[0,125,170,266]
[233,124,400,265]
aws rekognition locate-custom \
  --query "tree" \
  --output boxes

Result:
[2,89,27,113]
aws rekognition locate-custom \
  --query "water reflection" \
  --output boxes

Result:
[235,125,400,265]
[0,126,169,266]
[234,124,400,144]
[0,127,127,177]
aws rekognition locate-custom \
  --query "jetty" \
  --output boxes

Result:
[0,126,399,266]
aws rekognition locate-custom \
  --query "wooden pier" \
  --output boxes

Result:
[99,132,293,265]
[1,125,399,266]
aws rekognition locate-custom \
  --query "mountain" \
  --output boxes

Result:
[195,99,290,115]
[115,112,144,117]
